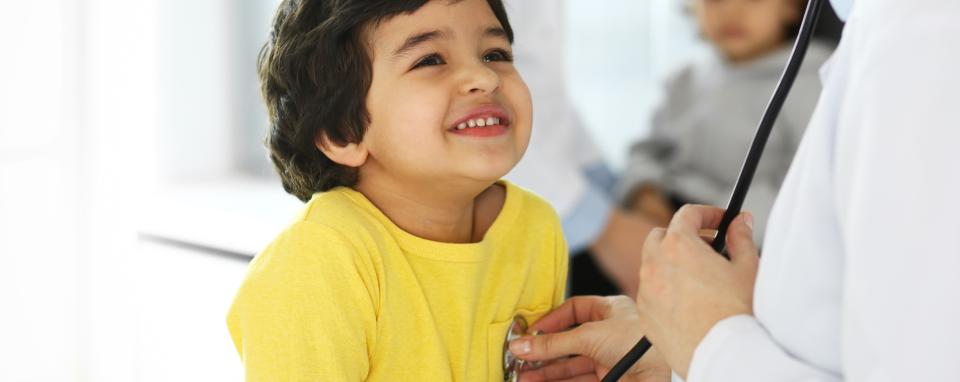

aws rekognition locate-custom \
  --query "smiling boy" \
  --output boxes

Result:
[226,0,567,380]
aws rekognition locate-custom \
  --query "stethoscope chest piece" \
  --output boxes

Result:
[502,315,528,382]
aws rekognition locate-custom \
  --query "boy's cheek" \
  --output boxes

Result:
[377,93,449,133]
[502,77,533,128]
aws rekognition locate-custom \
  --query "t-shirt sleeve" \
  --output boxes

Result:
[226,221,380,381]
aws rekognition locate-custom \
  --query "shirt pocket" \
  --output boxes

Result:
[487,305,551,381]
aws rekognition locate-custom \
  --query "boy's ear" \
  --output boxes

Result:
[315,132,368,168]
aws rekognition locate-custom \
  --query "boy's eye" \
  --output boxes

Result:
[412,54,445,69]
[483,49,513,63]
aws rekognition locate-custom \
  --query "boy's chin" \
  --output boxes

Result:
[459,161,518,185]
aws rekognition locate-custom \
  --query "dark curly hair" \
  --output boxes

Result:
[259,0,514,202]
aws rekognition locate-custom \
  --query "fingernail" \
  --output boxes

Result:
[745,213,754,230]
[510,339,531,355]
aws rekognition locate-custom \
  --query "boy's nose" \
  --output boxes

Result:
[458,62,501,95]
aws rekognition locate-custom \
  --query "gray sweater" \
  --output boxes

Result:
[618,43,834,240]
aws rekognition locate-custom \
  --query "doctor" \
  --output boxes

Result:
[509,0,960,381]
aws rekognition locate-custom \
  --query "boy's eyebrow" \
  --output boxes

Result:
[483,26,509,41]
[391,26,510,59]
[392,29,451,58]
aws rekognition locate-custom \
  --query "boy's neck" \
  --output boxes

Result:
[354,176,505,244]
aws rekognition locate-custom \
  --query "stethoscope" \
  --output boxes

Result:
[502,315,529,381]
[502,0,828,380]
[501,315,544,381]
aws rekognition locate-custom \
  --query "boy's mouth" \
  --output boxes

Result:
[448,105,511,138]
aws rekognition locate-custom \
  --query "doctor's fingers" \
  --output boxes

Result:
[518,356,598,382]
[667,205,726,236]
[511,318,649,374]
[725,212,760,272]
[510,324,598,362]
[530,296,633,334]
[512,297,642,363]
[637,226,675,316]
[638,227,667,288]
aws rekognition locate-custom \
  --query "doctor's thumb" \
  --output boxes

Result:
[509,329,585,362]
[726,212,759,268]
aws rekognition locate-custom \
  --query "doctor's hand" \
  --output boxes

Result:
[509,296,671,382]
[636,205,759,378]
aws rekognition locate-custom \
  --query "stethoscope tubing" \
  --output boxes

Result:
[600,0,828,380]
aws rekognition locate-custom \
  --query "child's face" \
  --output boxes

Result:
[359,0,532,189]
[694,0,800,62]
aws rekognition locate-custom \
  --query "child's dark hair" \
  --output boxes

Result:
[259,0,514,202]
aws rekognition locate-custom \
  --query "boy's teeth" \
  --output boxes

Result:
[456,117,504,130]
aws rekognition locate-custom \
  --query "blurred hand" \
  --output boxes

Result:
[509,296,671,382]
[590,209,659,298]
[636,205,759,378]
[629,185,674,227]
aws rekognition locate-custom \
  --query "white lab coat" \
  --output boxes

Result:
[687,0,960,380]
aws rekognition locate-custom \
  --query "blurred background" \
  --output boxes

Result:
[0,0,838,381]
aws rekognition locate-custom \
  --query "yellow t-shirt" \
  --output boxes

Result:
[227,181,568,381]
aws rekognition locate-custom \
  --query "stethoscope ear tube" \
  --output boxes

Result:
[600,0,827,380]
[709,0,827,255]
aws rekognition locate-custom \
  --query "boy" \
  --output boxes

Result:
[226,0,567,381]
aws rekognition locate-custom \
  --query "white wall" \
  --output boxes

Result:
[76,0,159,379]
[0,1,83,380]
[564,0,705,169]
[135,241,247,382]
[1,0,256,379]
[156,0,234,180]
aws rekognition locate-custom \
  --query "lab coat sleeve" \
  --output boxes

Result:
[687,315,842,381]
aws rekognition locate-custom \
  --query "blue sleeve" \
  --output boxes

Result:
[561,163,616,253]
